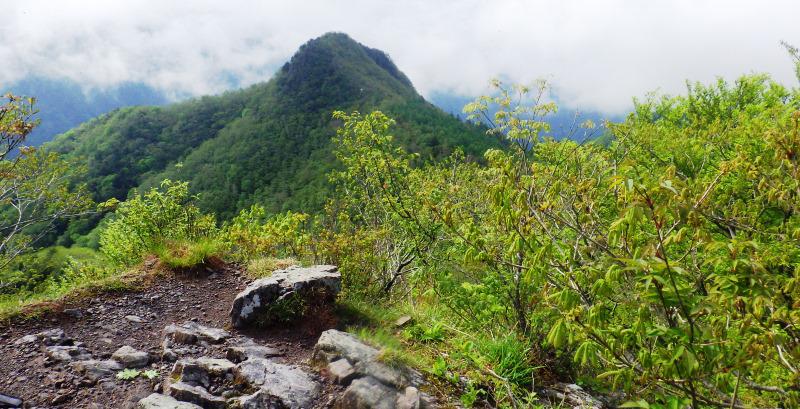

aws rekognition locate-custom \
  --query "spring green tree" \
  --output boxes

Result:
[0,94,93,276]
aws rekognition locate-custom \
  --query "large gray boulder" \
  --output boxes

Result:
[230,265,341,328]
[137,393,202,409]
[234,358,320,408]
[313,329,412,389]
[313,330,432,409]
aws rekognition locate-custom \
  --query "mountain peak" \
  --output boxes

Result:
[275,33,416,109]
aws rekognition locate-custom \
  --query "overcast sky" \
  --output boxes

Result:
[1,0,798,114]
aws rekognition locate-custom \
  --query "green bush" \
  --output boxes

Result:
[99,180,217,266]
[323,76,800,407]
[222,205,310,261]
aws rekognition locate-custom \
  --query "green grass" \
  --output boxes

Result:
[0,266,141,321]
[245,256,297,279]
[154,238,225,269]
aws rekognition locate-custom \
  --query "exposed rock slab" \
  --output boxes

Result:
[337,376,398,409]
[539,383,604,409]
[137,392,203,409]
[233,390,283,409]
[0,393,23,408]
[45,345,92,362]
[167,381,226,409]
[229,265,340,328]
[15,328,68,346]
[112,345,150,368]
[313,330,433,409]
[313,329,411,389]
[171,357,236,388]
[234,358,320,408]
[164,322,230,345]
[70,359,123,382]
[226,341,282,363]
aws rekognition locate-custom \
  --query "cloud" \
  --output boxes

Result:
[1,0,798,114]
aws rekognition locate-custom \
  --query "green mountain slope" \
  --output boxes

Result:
[50,33,498,220]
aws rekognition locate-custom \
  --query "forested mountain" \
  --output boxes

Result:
[50,33,498,221]
[2,77,167,147]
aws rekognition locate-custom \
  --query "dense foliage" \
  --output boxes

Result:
[304,76,800,407]
[0,95,93,275]
[99,180,216,266]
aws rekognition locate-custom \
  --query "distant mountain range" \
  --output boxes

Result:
[4,64,614,150]
[45,33,503,247]
[1,77,167,147]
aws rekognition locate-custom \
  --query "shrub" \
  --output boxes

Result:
[326,76,800,407]
[222,205,310,261]
[99,180,217,266]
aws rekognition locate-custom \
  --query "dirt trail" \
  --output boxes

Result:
[0,262,340,408]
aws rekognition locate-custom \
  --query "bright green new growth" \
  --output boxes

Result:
[142,369,159,380]
[116,368,141,380]
[99,180,217,266]
[320,75,800,407]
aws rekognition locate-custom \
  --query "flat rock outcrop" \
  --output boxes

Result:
[138,393,203,409]
[229,265,341,328]
[234,358,321,408]
[312,329,431,409]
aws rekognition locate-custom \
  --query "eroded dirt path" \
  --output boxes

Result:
[0,263,340,408]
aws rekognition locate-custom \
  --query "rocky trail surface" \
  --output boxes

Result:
[0,263,604,409]
[0,264,436,409]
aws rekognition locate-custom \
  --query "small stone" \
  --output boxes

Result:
[161,348,178,362]
[125,315,144,323]
[70,360,123,382]
[394,315,413,327]
[171,358,235,388]
[235,390,283,409]
[166,382,226,409]
[51,390,73,405]
[328,359,357,385]
[46,345,92,362]
[14,334,38,345]
[539,383,604,409]
[396,386,421,409]
[112,345,150,368]
[0,393,22,408]
[163,322,229,345]
[137,393,202,409]
[225,342,282,363]
[63,308,84,319]
[339,376,397,409]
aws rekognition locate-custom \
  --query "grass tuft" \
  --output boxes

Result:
[154,238,225,270]
[245,257,297,279]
